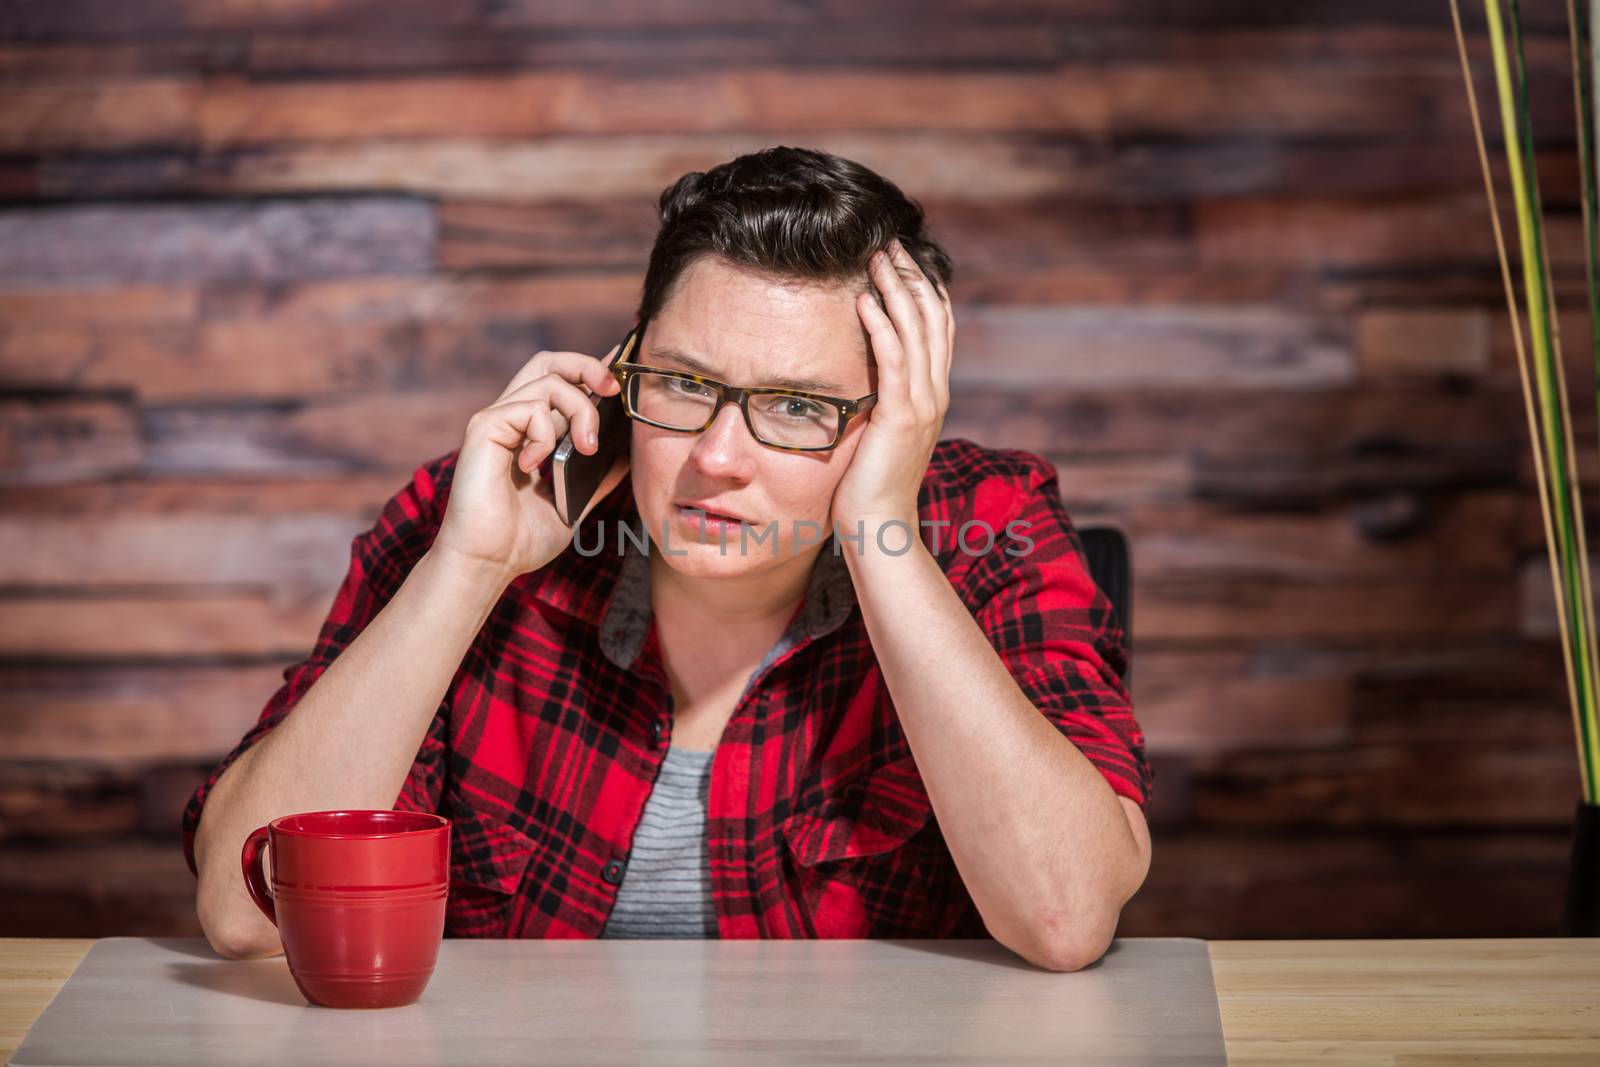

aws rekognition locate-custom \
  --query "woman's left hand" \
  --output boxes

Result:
[830,237,955,541]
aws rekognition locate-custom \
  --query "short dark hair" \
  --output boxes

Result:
[636,145,954,352]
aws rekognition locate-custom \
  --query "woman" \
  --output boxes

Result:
[183,146,1153,973]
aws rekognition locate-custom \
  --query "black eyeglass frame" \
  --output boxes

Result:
[608,320,878,453]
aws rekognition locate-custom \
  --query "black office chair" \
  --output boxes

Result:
[1077,525,1133,686]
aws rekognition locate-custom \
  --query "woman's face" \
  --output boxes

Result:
[629,254,876,580]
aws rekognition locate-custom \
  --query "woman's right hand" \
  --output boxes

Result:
[433,345,632,581]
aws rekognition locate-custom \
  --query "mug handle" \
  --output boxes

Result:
[240,825,277,926]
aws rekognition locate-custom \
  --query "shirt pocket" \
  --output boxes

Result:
[444,804,538,939]
[777,762,945,937]
[780,798,933,865]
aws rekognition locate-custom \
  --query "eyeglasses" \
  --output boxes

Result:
[608,323,877,453]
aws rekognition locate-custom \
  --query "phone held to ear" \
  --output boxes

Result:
[551,322,639,526]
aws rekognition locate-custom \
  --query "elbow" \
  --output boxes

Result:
[196,874,282,961]
[202,915,283,961]
[1024,806,1150,972]
[1013,905,1119,974]
[985,861,1131,973]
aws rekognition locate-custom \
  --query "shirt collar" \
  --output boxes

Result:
[529,475,858,670]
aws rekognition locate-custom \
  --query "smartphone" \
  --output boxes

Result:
[551,321,641,526]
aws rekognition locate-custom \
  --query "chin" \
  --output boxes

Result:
[650,533,799,579]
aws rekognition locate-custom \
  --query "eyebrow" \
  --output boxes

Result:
[645,345,847,395]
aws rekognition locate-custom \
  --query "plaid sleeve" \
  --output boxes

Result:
[959,451,1153,814]
[179,454,455,877]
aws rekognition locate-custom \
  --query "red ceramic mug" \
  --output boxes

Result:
[241,809,450,1009]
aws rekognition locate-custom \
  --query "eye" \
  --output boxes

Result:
[665,376,711,397]
[773,396,825,420]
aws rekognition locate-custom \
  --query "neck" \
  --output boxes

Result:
[648,541,817,630]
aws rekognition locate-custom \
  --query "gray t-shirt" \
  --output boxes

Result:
[598,744,718,938]
[593,535,858,939]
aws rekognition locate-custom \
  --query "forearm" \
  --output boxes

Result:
[194,544,514,957]
[843,535,1145,970]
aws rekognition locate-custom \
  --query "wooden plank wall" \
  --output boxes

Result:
[0,0,1590,939]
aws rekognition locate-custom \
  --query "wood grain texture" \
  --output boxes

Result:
[2,938,1598,1064]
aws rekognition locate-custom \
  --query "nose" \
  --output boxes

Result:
[687,402,758,480]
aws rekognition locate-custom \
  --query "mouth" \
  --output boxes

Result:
[675,501,753,526]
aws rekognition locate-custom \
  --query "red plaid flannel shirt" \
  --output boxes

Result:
[182,437,1152,939]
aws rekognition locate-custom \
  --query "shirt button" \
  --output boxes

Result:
[651,720,666,747]
[602,858,627,885]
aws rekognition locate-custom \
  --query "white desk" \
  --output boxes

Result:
[5,936,1224,1065]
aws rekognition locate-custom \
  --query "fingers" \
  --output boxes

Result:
[516,399,555,473]
[868,242,934,416]
[886,240,951,410]
[478,341,627,475]
[540,376,605,451]
[495,346,623,405]
[472,376,604,480]
[467,395,558,475]
[496,375,602,460]
[934,294,952,408]
[928,272,955,406]
[587,346,626,391]
[858,286,910,420]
